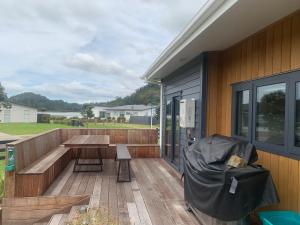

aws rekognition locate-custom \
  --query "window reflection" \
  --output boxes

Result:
[256,83,286,145]
[236,90,249,138]
[165,100,172,158]
[296,83,300,147]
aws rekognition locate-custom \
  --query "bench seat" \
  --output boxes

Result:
[16,146,72,197]
[109,143,158,147]
[116,144,132,182]
[19,146,70,174]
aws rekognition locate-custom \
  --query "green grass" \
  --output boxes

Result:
[0,151,5,178]
[0,123,71,135]
[0,159,4,175]
[85,122,159,129]
[0,122,159,136]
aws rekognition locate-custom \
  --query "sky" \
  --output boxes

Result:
[0,0,206,103]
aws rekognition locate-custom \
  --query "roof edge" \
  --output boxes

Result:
[143,0,238,81]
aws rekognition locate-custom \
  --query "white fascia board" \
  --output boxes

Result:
[143,0,238,81]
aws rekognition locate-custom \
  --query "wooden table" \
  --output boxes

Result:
[63,135,110,172]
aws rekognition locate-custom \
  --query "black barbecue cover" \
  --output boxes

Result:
[184,134,279,221]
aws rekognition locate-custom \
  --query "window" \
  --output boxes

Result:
[165,100,172,158]
[24,109,31,121]
[255,83,286,145]
[231,70,300,159]
[236,90,250,138]
[295,82,300,147]
[232,83,251,140]
[99,111,106,118]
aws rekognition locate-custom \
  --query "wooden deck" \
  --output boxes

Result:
[44,159,199,225]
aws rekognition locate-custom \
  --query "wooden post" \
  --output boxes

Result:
[4,144,15,198]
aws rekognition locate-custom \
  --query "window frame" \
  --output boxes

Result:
[231,82,252,141]
[252,75,289,155]
[231,70,300,159]
[288,71,300,155]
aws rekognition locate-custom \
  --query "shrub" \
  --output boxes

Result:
[66,207,117,225]
[117,116,126,123]
[37,114,51,123]
[68,119,83,127]
[0,174,4,199]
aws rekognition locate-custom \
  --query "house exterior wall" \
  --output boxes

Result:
[161,55,206,172]
[94,106,155,121]
[206,11,300,212]
[0,104,37,123]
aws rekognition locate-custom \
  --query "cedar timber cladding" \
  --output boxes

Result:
[162,55,205,172]
[206,11,300,211]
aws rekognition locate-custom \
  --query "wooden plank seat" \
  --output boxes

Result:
[16,146,72,197]
[115,144,132,182]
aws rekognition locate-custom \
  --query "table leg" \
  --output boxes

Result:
[117,161,121,182]
[73,148,81,172]
[97,149,103,172]
[128,160,131,182]
[117,160,131,182]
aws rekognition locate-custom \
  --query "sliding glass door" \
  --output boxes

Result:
[164,95,181,168]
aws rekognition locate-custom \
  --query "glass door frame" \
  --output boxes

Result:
[164,92,182,170]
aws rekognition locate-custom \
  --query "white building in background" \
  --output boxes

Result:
[0,103,38,123]
[92,105,156,121]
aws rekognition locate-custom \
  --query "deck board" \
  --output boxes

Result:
[45,159,197,225]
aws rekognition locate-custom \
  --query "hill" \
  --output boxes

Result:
[8,83,160,111]
[95,83,160,107]
[9,92,82,112]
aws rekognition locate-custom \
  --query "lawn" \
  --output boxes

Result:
[85,122,158,129]
[0,123,71,135]
[0,158,4,175]
[0,151,5,177]
[0,122,159,135]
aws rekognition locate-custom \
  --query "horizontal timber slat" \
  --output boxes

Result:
[2,195,90,225]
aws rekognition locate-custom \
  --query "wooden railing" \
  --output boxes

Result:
[8,129,62,172]
[4,128,160,198]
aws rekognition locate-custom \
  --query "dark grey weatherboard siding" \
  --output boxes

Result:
[161,55,206,172]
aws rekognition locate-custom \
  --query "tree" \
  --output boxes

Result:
[81,104,95,119]
[155,105,160,121]
[0,83,11,122]
[259,90,285,144]
[0,82,7,102]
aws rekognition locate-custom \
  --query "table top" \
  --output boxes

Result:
[63,135,110,147]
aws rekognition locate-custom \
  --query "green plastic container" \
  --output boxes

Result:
[259,211,300,225]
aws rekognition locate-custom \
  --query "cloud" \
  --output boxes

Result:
[3,80,141,103]
[0,0,206,103]
[64,53,135,78]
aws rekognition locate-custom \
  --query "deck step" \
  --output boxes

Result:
[2,195,90,225]
[47,214,67,225]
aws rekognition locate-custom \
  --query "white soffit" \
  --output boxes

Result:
[144,0,300,82]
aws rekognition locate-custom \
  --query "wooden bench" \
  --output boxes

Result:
[115,144,132,182]
[16,146,72,196]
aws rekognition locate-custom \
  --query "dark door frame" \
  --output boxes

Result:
[164,92,182,170]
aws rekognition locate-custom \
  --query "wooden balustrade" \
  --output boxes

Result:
[4,128,160,198]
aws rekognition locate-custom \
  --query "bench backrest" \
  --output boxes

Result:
[7,129,62,172]
[60,128,158,144]
[4,128,158,198]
